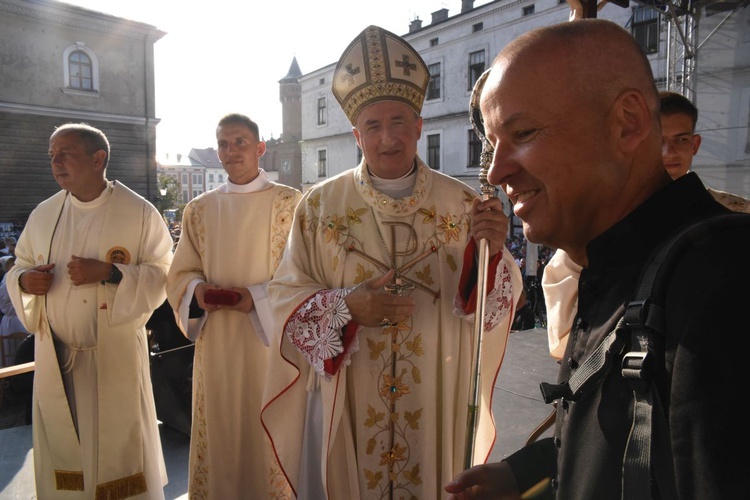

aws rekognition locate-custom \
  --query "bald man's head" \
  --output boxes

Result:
[479,19,670,265]
[499,20,659,119]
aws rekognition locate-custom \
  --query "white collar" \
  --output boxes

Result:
[368,163,417,199]
[219,169,270,194]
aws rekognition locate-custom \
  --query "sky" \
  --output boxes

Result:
[63,0,491,159]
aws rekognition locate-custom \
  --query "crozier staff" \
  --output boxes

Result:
[464,67,502,470]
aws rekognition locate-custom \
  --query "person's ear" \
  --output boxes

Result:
[612,89,652,154]
[352,126,362,148]
[93,150,107,169]
[692,133,702,155]
[257,141,266,158]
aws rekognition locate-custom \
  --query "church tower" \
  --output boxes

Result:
[276,57,303,190]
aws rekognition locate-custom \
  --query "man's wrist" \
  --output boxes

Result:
[101,264,123,285]
[17,273,27,293]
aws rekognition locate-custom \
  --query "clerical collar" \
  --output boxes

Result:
[368,162,417,200]
[221,169,270,194]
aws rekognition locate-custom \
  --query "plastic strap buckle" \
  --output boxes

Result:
[621,350,651,394]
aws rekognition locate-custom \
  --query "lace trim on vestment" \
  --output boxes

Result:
[453,258,514,332]
[285,286,358,379]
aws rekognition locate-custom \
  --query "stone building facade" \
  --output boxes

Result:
[0,0,164,224]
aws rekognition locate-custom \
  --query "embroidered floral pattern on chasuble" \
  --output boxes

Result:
[271,189,299,269]
[184,195,208,259]
[189,329,210,496]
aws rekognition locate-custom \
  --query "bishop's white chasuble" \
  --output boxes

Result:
[263,161,522,499]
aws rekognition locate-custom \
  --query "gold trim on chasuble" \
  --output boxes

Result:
[55,470,84,491]
[185,195,208,259]
[271,188,299,270]
[56,468,148,499]
[94,473,147,500]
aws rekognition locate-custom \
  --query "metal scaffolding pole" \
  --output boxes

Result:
[663,0,698,99]
[645,0,746,101]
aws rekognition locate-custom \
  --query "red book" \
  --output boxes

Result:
[203,289,241,306]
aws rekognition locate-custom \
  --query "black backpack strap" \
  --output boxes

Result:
[539,318,628,404]
[620,213,748,500]
[621,299,666,500]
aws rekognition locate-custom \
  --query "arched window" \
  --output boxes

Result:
[62,43,99,93]
[69,51,92,90]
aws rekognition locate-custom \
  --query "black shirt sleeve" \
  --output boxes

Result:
[504,437,557,497]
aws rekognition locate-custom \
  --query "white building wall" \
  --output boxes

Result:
[205,167,225,191]
[295,0,749,197]
[300,63,358,188]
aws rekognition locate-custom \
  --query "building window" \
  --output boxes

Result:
[319,78,325,85]
[633,6,659,54]
[68,51,93,90]
[468,130,482,168]
[472,22,483,32]
[427,63,441,100]
[427,134,440,170]
[63,43,99,93]
[208,173,214,182]
[192,190,200,199]
[192,173,202,185]
[182,191,189,203]
[522,5,535,16]
[468,50,486,91]
[218,174,224,182]
[317,149,327,177]
[181,173,189,185]
[317,97,327,125]
[430,38,439,46]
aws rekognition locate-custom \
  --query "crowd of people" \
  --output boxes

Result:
[0,236,17,260]
[2,17,748,500]
[0,237,30,367]
[506,234,554,278]
[167,222,181,251]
